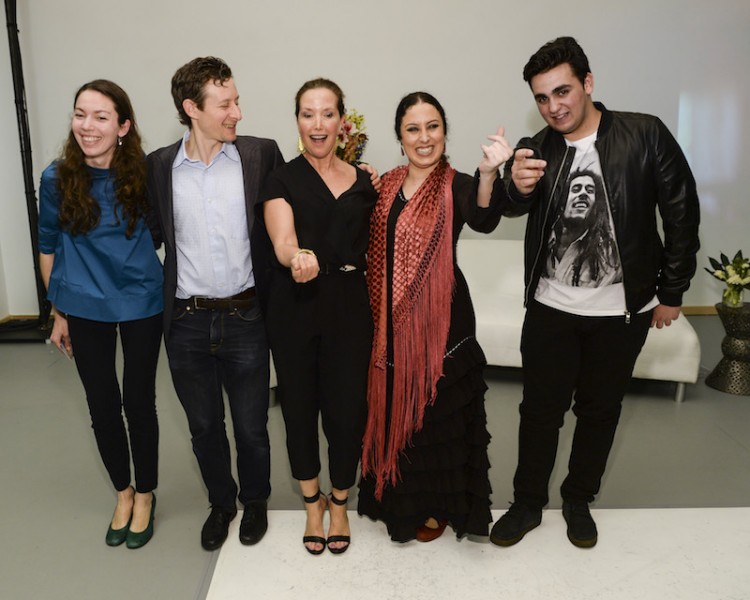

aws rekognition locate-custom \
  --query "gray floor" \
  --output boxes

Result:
[1,315,748,600]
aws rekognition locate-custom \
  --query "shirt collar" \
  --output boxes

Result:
[172,130,240,168]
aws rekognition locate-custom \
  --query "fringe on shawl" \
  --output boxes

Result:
[362,161,456,500]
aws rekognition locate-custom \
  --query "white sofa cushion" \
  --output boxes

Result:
[457,238,700,386]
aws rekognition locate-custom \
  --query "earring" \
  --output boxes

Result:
[297,136,305,154]
[117,137,123,147]
[400,145,404,156]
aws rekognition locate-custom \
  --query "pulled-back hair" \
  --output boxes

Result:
[294,77,345,117]
[171,56,233,127]
[523,36,591,85]
[57,79,146,238]
[393,91,448,140]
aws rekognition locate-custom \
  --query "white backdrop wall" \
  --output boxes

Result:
[1,0,748,317]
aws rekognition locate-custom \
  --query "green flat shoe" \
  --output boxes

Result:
[105,519,131,547]
[126,493,156,550]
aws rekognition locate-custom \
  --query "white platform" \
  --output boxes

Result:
[207,508,749,600]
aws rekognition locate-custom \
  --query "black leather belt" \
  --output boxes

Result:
[175,287,256,311]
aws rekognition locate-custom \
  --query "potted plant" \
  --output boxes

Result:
[705,250,750,308]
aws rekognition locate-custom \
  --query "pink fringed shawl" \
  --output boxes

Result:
[361,160,456,500]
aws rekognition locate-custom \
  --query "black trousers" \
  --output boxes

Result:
[267,270,372,490]
[67,313,162,493]
[513,301,651,508]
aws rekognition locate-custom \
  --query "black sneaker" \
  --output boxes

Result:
[562,501,597,548]
[490,503,542,547]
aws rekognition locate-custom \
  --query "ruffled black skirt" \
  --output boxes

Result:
[357,340,492,542]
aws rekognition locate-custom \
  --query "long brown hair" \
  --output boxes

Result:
[57,79,146,237]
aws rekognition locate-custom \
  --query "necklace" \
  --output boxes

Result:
[397,188,408,203]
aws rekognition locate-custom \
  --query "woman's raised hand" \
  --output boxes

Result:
[479,126,514,175]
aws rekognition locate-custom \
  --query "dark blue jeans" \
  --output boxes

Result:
[513,300,652,508]
[165,301,270,508]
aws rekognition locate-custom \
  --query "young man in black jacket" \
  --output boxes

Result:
[491,37,700,549]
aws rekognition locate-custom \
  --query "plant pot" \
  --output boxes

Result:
[723,286,745,308]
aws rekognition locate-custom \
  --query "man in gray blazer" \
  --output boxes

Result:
[147,56,284,551]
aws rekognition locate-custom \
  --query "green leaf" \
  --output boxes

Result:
[708,257,722,270]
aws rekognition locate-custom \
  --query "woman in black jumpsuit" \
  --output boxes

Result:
[261,78,377,554]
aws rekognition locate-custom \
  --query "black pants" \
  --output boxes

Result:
[267,271,372,490]
[67,313,162,493]
[513,301,651,508]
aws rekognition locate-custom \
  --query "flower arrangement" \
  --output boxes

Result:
[705,250,750,307]
[336,109,368,164]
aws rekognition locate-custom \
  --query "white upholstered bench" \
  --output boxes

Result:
[457,239,701,402]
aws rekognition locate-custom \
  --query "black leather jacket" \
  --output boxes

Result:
[502,102,700,314]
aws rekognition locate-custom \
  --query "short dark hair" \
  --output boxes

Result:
[523,36,591,85]
[294,78,345,117]
[394,91,448,141]
[171,57,233,127]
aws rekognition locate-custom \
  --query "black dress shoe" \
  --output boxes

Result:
[239,501,268,546]
[201,506,237,551]
[562,501,598,548]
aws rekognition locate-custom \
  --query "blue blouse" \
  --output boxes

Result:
[38,162,164,322]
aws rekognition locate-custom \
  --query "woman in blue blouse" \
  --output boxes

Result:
[38,80,163,549]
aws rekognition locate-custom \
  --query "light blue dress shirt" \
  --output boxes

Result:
[171,131,254,299]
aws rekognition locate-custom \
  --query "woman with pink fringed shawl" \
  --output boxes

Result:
[357,91,514,543]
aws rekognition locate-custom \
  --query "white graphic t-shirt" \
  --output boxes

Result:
[535,132,628,316]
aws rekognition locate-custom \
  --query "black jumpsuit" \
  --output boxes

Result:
[261,155,377,489]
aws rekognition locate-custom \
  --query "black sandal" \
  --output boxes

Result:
[326,493,350,555]
[302,490,327,555]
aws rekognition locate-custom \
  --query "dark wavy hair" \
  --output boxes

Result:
[394,91,448,140]
[171,56,233,127]
[56,79,146,238]
[294,77,345,117]
[523,36,591,85]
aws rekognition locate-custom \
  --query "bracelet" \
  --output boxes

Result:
[293,248,316,258]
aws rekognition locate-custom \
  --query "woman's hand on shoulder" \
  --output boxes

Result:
[479,126,514,177]
[358,163,382,192]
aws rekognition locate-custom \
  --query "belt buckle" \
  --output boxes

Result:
[191,296,211,310]
[339,264,356,272]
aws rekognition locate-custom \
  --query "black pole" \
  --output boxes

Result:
[2,0,51,339]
